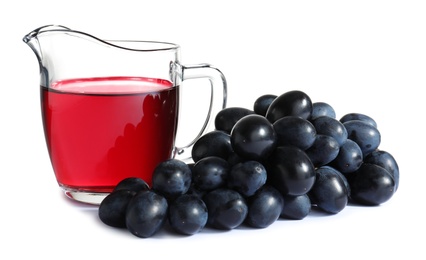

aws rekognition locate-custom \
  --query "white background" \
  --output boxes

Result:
[1,0,425,259]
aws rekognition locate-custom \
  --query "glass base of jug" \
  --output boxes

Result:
[63,187,109,205]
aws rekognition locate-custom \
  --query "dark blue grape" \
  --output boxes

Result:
[98,190,135,228]
[329,139,363,174]
[125,190,168,238]
[245,185,284,228]
[152,159,192,200]
[187,162,195,172]
[231,114,277,161]
[186,183,207,198]
[309,166,349,214]
[192,156,230,191]
[305,134,340,167]
[310,102,336,120]
[228,161,267,197]
[168,194,208,235]
[364,150,400,192]
[348,163,396,206]
[266,90,313,122]
[273,116,317,150]
[227,151,246,167]
[343,120,381,156]
[280,194,311,220]
[266,146,316,196]
[215,107,255,134]
[340,113,377,128]
[113,177,150,193]
[191,130,233,162]
[203,188,248,230]
[253,94,277,116]
[311,116,348,146]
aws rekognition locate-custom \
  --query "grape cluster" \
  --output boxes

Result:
[98,90,399,238]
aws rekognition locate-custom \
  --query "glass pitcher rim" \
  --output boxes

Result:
[23,24,181,52]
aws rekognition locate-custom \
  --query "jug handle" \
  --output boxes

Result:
[174,63,227,163]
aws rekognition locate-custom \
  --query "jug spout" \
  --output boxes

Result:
[23,25,71,61]
[23,25,71,42]
[23,25,72,86]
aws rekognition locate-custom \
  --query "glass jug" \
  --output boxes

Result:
[23,25,227,204]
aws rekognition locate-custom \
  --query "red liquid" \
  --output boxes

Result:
[41,76,179,192]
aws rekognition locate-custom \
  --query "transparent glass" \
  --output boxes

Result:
[23,25,227,204]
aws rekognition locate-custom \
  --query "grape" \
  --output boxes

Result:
[228,160,267,197]
[364,150,400,192]
[273,116,317,150]
[125,190,168,238]
[231,114,277,161]
[227,151,246,167]
[310,102,336,120]
[113,177,150,193]
[340,113,377,128]
[309,166,349,214]
[267,146,316,196]
[266,90,313,122]
[192,156,230,191]
[191,130,233,162]
[305,134,340,167]
[186,183,207,198]
[98,190,135,228]
[343,120,381,156]
[245,185,284,228]
[168,194,208,235]
[311,116,348,146]
[280,194,311,220]
[203,188,248,230]
[152,159,192,200]
[330,139,363,174]
[253,94,277,116]
[215,107,255,134]
[348,163,396,206]
[96,88,399,238]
